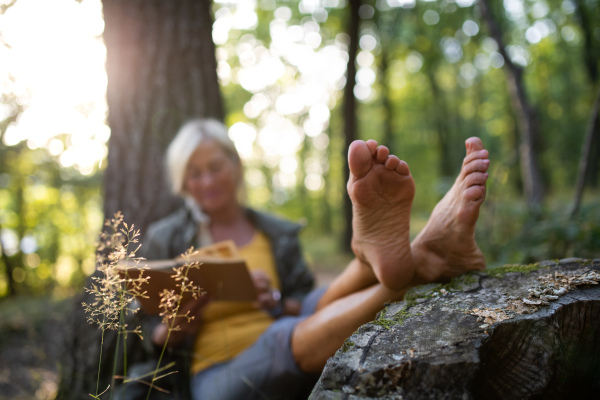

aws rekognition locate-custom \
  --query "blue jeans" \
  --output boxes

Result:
[190,287,327,400]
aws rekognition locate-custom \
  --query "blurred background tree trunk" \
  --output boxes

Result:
[573,0,600,190]
[378,7,399,155]
[102,0,223,233]
[479,0,545,209]
[342,0,360,253]
[56,0,223,398]
[426,70,453,178]
[572,86,600,217]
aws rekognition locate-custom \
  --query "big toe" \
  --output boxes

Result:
[349,140,375,179]
[465,137,484,155]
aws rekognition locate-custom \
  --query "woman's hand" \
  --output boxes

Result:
[251,270,303,317]
[251,270,281,311]
[151,294,211,347]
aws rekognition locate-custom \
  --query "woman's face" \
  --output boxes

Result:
[183,139,242,215]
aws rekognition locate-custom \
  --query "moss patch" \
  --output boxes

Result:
[485,262,548,278]
[444,272,480,291]
[403,272,482,307]
[341,339,355,353]
[372,305,412,330]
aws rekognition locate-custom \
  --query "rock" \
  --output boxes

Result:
[310,259,600,399]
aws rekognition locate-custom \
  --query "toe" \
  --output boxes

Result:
[465,137,484,155]
[463,185,486,202]
[384,155,400,170]
[396,160,410,176]
[461,159,490,178]
[349,141,374,179]
[365,140,378,155]
[375,146,390,164]
[464,172,488,188]
[463,149,489,166]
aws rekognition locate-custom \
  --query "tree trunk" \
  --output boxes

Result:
[380,47,395,153]
[56,1,223,398]
[310,258,600,399]
[426,70,453,178]
[0,222,16,297]
[342,0,361,253]
[377,8,400,154]
[479,0,545,208]
[572,0,600,189]
[321,127,334,234]
[102,0,224,234]
[588,128,600,188]
[572,0,599,84]
[571,85,600,217]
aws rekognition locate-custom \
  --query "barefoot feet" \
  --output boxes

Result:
[347,140,416,290]
[411,137,489,284]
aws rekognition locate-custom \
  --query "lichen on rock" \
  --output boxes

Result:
[310,258,600,399]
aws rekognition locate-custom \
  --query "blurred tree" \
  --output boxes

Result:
[342,0,361,253]
[479,0,545,208]
[0,100,22,297]
[573,0,600,188]
[102,0,223,233]
[572,86,600,216]
[417,3,456,179]
[56,0,224,398]
[376,5,400,154]
[573,0,600,83]
[0,222,14,296]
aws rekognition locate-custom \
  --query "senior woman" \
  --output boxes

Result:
[139,119,320,399]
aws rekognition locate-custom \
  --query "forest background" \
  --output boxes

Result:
[0,0,599,397]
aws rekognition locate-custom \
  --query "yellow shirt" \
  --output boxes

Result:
[191,231,280,374]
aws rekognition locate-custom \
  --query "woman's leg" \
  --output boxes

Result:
[292,138,490,373]
[190,315,322,400]
[293,281,403,373]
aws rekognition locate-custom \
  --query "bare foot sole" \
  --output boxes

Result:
[347,140,416,290]
[411,137,490,284]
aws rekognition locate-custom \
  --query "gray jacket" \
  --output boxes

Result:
[140,207,315,302]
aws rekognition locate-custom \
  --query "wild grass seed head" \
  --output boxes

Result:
[158,247,205,328]
[83,212,149,335]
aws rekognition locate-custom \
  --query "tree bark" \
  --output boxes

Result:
[571,85,600,217]
[479,0,545,208]
[0,222,16,297]
[377,8,400,155]
[310,258,600,399]
[341,0,361,253]
[56,1,223,398]
[380,46,395,154]
[572,0,600,189]
[321,127,333,234]
[102,0,223,234]
[572,0,599,84]
[426,70,453,178]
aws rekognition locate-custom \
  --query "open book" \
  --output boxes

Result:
[118,240,257,315]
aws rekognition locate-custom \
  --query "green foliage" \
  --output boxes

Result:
[477,195,600,267]
[0,140,102,298]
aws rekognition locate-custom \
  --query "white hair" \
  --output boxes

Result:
[166,118,241,196]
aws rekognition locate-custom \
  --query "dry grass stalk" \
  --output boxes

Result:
[82,212,148,399]
[82,213,204,399]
